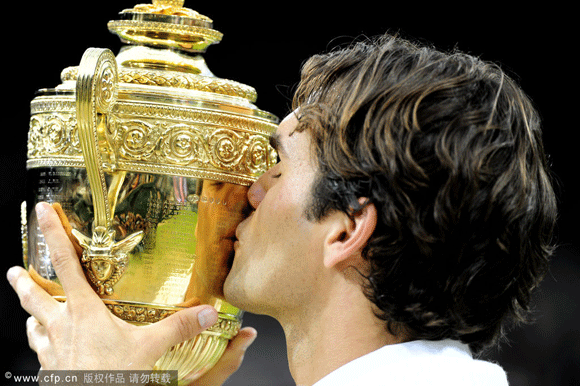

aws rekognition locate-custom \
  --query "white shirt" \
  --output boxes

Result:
[313,340,508,386]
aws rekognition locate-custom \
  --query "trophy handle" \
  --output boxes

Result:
[74,48,144,296]
[76,48,118,229]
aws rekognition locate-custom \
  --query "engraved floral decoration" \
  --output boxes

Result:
[114,119,276,177]
[246,135,274,175]
[210,129,244,168]
[119,120,159,161]
[160,125,206,165]
[62,66,258,102]
[108,303,176,324]
[105,302,241,338]
[100,67,115,103]
[28,113,80,158]
[28,109,276,182]
[96,65,117,114]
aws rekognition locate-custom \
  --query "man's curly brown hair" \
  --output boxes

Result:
[292,34,557,354]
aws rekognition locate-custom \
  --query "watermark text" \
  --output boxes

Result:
[5,370,178,385]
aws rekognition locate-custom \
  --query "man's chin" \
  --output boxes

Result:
[222,269,249,311]
[222,267,236,303]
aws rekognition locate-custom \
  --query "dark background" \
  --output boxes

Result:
[2,2,577,385]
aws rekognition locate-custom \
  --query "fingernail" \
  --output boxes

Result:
[35,202,50,221]
[243,329,258,350]
[198,307,218,329]
[6,266,19,286]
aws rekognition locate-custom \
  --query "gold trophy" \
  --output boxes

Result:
[21,0,278,382]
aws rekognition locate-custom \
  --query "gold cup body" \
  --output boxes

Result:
[22,3,278,382]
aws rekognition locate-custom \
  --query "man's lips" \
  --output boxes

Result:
[233,229,242,252]
[234,212,252,242]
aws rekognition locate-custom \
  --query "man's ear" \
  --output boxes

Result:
[323,199,377,269]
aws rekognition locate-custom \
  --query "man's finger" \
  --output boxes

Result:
[188,327,258,386]
[139,306,218,359]
[26,316,48,354]
[7,266,58,326]
[35,202,96,303]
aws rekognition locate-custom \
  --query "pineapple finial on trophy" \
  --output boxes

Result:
[109,0,220,52]
[133,0,212,21]
[152,0,185,7]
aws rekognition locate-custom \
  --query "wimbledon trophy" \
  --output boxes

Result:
[21,0,278,382]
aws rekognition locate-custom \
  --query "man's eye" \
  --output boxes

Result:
[207,181,224,187]
[271,163,282,178]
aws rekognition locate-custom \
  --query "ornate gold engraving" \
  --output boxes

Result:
[105,302,241,338]
[109,303,175,323]
[74,227,144,295]
[70,48,147,296]
[28,104,277,185]
[61,66,257,101]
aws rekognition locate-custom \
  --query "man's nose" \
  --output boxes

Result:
[247,176,266,209]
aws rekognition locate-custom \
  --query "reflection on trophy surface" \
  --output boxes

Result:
[194,180,251,303]
[21,0,278,382]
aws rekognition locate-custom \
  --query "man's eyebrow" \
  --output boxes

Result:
[269,133,286,158]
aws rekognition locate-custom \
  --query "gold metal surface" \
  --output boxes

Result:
[108,0,222,53]
[23,1,278,383]
[60,65,258,101]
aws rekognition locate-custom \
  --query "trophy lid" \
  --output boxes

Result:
[108,0,223,53]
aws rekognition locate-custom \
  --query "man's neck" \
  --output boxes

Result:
[278,277,405,386]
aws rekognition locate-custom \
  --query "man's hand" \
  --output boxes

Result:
[7,202,256,385]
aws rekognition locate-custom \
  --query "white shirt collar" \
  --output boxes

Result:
[312,340,473,386]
